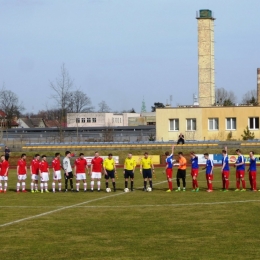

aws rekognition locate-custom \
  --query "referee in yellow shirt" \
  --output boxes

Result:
[103,153,116,192]
[124,153,136,191]
[140,152,154,191]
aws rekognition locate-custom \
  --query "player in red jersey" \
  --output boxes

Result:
[39,155,50,193]
[30,154,40,193]
[90,151,103,191]
[74,153,88,192]
[0,155,9,193]
[52,153,62,192]
[17,154,27,192]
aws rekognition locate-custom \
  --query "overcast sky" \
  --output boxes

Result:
[0,0,259,113]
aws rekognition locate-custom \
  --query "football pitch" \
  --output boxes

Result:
[1,167,260,260]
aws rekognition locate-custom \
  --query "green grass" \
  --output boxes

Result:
[1,167,260,260]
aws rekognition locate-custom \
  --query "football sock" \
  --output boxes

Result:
[112,182,115,189]
[52,182,55,192]
[106,182,108,188]
[169,181,173,190]
[131,181,133,190]
[58,183,61,191]
[70,179,73,189]
[192,180,195,189]
[76,183,79,191]
[253,180,256,190]
[177,178,180,187]
[40,183,43,191]
[31,182,34,191]
[144,181,147,189]
[22,182,25,191]
[226,180,229,190]
[35,184,38,190]
[0,183,2,190]
[222,179,225,189]
[195,179,198,188]
[149,180,152,189]
[17,182,20,191]
[125,181,128,188]
[84,183,87,190]
[236,181,240,189]
[91,181,94,189]
[4,182,7,191]
[209,183,213,190]
[242,180,246,189]
[65,179,68,189]
[44,183,48,191]
[182,178,186,188]
[97,181,101,190]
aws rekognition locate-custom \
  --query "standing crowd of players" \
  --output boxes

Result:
[0,146,258,193]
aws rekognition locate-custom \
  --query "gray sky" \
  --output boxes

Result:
[1,0,259,113]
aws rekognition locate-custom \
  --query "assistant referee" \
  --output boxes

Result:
[124,153,136,191]
[103,153,116,192]
[140,152,154,191]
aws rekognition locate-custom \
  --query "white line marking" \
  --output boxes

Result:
[0,180,167,228]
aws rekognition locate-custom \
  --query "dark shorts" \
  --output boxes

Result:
[124,170,134,179]
[64,171,73,180]
[142,169,152,179]
[105,170,115,179]
[177,169,186,179]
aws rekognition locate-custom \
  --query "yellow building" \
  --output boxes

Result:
[156,106,260,141]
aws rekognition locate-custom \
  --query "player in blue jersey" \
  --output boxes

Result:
[248,151,257,191]
[234,149,246,191]
[220,146,230,192]
[203,153,214,192]
[165,145,175,192]
[190,152,199,192]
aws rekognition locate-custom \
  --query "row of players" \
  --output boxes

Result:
[0,145,257,193]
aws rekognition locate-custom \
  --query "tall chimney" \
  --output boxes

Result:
[257,68,260,105]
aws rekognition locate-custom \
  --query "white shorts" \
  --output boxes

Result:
[91,172,101,179]
[41,172,49,182]
[0,176,8,181]
[18,175,27,181]
[76,173,86,180]
[53,170,61,180]
[31,174,39,181]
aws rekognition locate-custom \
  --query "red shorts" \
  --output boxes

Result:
[206,174,213,181]
[249,171,256,179]
[166,168,173,178]
[191,169,199,177]
[222,171,230,179]
[236,170,245,179]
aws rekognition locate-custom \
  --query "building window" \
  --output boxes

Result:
[92,118,96,123]
[249,117,259,130]
[208,118,219,130]
[169,119,179,131]
[186,118,196,131]
[81,118,85,123]
[87,118,91,123]
[226,118,236,130]
[76,118,80,123]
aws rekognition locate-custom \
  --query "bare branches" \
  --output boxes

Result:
[98,100,111,112]
[215,88,236,106]
[67,90,94,113]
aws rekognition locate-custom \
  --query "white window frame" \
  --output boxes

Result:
[87,118,91,123]
[169,119,179,131]
[92,118,96,123]
[81,118,85,123]
[186,118,196,131]
[249,117,259,130]
[76,118,80,123]
[208,118,219,130]
[226,118,236,130]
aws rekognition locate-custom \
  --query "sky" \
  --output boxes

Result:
[0,0,259,113]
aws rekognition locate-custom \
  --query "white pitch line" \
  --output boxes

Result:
[0,180,167,228]
[73,200,260,208]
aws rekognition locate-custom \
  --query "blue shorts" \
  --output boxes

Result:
[105,170,115,180]
[142,169,152,179]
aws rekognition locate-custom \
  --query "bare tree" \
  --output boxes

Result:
[215,88,236,106]
[50,63,73,141]
[241,89,258,105]
[0,88,24,128]
[98,100,111,112]
[67,90,94,113]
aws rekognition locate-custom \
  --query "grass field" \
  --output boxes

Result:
[1,167,260,260]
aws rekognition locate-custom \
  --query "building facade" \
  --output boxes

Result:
[67,113,140,127]
[156,106,260,141]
